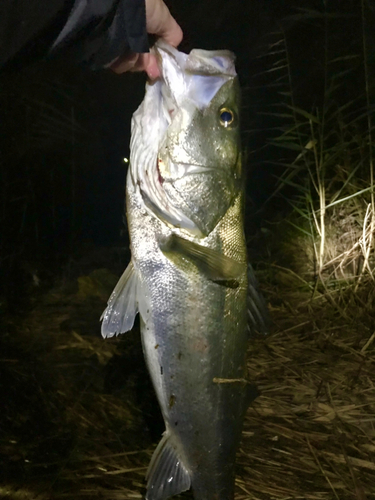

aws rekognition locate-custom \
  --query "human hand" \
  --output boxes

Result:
[110,0,183,78]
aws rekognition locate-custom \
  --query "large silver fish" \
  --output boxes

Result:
[102,40,261,500]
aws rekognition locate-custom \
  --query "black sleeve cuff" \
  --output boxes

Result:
[51,0,149,68]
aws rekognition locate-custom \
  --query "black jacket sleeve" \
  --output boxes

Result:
[0,0,149,69]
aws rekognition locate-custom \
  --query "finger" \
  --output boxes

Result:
[110,53,161,79]
[130,54,160,79]
[144,54,160,79]
[145,0,183,47]
[110,52,139,74]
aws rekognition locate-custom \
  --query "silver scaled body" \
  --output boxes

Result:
[102,41,252,500]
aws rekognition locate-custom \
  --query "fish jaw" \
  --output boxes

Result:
[128,40,242,236]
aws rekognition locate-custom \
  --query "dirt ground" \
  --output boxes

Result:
[1,244,375,500]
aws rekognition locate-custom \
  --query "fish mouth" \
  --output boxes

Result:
[157,158,215,183]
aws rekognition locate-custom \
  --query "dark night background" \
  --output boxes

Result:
[1,0,373,286]
[1,1,375,499]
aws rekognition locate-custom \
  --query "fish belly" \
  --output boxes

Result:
[128,185,248,500]
[138,250,248,500]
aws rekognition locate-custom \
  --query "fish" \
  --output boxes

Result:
[101,40,265,500]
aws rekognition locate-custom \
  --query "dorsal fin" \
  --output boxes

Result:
[146,432,191,500]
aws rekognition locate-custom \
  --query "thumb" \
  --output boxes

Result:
[145,0,183,47]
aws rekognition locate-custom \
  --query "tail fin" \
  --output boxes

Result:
[146,432,191,500]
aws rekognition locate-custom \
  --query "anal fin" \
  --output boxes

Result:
[146,432,191,500]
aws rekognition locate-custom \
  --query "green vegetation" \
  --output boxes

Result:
[252,0,375,312]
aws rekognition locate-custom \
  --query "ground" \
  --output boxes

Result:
[1,242,375,500]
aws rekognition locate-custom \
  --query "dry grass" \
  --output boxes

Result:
[1,244,375,499]
[239,203,375,498]
[240,303,375,499]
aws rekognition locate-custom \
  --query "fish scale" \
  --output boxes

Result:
[101,40,265,500]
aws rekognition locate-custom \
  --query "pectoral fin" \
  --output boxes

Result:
[101,261,148,338]
[161,234,244,286]
[146,431,191,500]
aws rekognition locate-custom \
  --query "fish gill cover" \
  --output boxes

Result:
[129,41,239,233]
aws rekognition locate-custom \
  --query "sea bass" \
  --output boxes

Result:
[102,40,257,500]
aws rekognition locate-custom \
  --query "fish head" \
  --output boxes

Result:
[130,41,242,236]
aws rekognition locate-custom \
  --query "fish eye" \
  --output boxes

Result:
[219,108,235,128]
